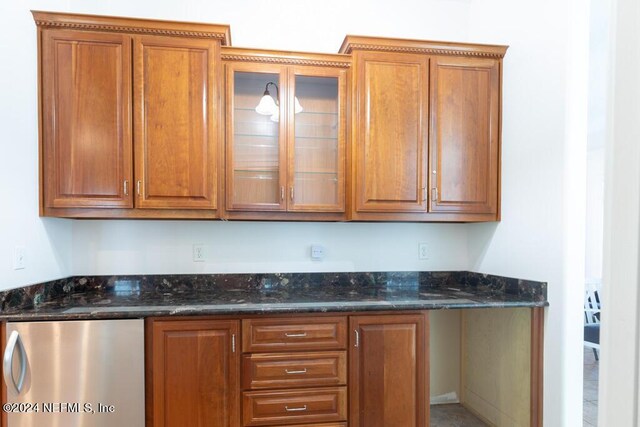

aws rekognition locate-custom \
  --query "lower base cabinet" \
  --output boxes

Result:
[349,314,429,427]
[147,313,428,427]
[146,319,241,427]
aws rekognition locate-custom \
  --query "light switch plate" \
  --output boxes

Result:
[13,246,26,270]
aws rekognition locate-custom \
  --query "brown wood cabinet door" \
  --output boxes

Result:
[225,63,288,211]
[287,66,347,212]
[349,313,428,427]
[41,29,133,208]
[353,51,429,212]
[134,36,219,209]
[429,56,500,214]
[148,319,240,427]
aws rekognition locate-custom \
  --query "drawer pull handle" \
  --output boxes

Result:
[285,405,307,412]
[284,332,307,338]
[284,368,307,374]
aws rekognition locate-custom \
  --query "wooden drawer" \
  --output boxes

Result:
[242,317,347,352]
[242,387,347,426]
[242,351,347,390]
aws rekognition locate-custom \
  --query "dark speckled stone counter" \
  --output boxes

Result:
[0,272,547,321]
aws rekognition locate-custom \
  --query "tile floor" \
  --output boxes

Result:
[431,404,488,426]
[584,347,599,426]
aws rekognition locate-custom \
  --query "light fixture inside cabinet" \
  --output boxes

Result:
[254,81,303,122]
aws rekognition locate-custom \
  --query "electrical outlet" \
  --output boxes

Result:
[419,243,429,260]
[192,244,205,262]
[311,245,325,261]
[13,246,26,270]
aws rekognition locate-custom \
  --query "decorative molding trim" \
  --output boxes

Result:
[345,43,505,59]
[221,53,351,68]
[33,19,228,40]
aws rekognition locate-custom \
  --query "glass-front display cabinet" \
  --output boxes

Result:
[225,57,347,216]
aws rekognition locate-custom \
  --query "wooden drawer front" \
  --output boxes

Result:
[243,351,347,390]
[243,387,347,426]
[242,317,347,352]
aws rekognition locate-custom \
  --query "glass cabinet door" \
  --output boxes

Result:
[287,68,346,211]
[227,66,287,210]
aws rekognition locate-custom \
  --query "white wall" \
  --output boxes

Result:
[0,0,72,290]
[1,0,588,425]
[72,221,468,274]
[598,0,640,423]
[584,0,611,283]
[585,147,604,281]
[465,0,589,424]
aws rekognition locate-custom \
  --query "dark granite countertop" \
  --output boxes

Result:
[0,272,547,321]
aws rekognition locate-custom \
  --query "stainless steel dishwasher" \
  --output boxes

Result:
[3,319,144,426]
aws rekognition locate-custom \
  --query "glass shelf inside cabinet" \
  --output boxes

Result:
[293,75,340,207]
[233,71,282,206]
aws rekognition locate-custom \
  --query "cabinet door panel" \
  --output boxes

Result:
[135,36,218,209]
[226,64,287,211]
[149,319,239,427]
[430,56,500,214]
[42,29,132,208]
[354,52,429,212]
[288,67,347,212]
[349,313,428,427]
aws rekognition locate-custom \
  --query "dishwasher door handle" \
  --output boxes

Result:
[3,330,27,395]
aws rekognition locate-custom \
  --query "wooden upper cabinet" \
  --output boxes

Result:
[349,313,428,427]
[223,48,350,218]
[41,29,133,208]
[352,51,429,213]
[34,11,229,218]
[134,36,219,209]
[342,36,507,221]
[429,56,501,214]
[147,319,240,427]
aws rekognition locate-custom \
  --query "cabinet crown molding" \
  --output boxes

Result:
[339,35,508,58]
[32,10,231,45]
[221,47,351,68]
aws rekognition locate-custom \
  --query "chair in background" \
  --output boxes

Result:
[584,281,601,361]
